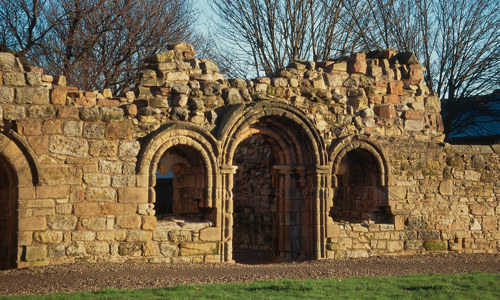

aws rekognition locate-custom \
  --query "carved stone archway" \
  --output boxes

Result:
[137,123,221,243]
[218,102,329,261]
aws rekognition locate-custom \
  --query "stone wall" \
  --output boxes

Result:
[0,43,498,268]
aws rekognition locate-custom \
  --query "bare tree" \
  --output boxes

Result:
[0,0,198,94]
[209,0,352,78]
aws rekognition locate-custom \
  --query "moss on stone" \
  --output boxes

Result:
[423,240,447,251]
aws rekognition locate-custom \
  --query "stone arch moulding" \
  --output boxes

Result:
[329,135,392,224]
[0,132,40,269]
[1,131,41,186]
[218,102,327,166]
[137,122,219,212]
[217,101,330,261]
[329,135,389,188]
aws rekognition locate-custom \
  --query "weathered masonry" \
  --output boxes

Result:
[0,44,498,269]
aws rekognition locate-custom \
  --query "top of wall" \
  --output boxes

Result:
[0,43,444,145]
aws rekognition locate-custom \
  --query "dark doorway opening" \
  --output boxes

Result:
[0,157,17,269]
[232,136,276,264]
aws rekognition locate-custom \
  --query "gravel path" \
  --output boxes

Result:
[1,253,499,296]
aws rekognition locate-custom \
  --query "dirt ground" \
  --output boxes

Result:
[1,253,499,296]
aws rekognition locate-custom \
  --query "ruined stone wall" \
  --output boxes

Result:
[0,43,498,268]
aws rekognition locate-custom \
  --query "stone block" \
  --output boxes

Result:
[41,165,81,185]
[375,104,396,118]
[51,87,67,104]
[118,187,149,203]
[3,72,26,85]
[123,104,137,115]
[405,216,426,229]
[379,224,395,231]
[116,214,142,229]
[84,187,116,202]
[25,246,47,262]
[72,231,96,241]
[0,52,19,71]
[143,241,160,256]
[404,240,423,250]
[118,140,140,159]
[439,179,453,196]
[87,241,110,256]
[169,230,192,242]
[142,216,157,231]
[89,140,118,157]
[63,120,83,136]
[348,60,367,74]
[74,97,96,106]
[153,231,170,242]
[386,240,404,252]
[100,203,137,215]
[118,242,142,256]
[404,110,424,120]
[388,81,403,95]
[25,199,55,209]
[482,216,497,231]
[97,98,120,107]
[404,120,424,131]
[418,230,440,240]
[464,170,481,181]
[58,106,80,119]
[3,105,25,120]
[17,118,43,136]
[19,217,47,231]
[101,107,124,122]
[79,107,100,121]
[81,218,107,231]
[98,160,122,174]
[36,185,70,199]
[82,123,105,139]
[48,135,88,157]
[179,242,217,256]
[67,241,87,256]
[199,227,221,241]
[83,174,111,187]
[33,231,63,244]
[0,86,14,103]
[15,86,50,104]
[47,215,78,230]
[48,245,66,258]
[127,230,152,242]
[56,203,72,214]
[105,122,133,139]
[28,105,56,119]
[160,243,179,256]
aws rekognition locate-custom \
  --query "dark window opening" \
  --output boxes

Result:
[331,149,390,223]
[154,145,212,222]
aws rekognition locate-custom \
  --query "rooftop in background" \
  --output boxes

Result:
[445,89,500,144]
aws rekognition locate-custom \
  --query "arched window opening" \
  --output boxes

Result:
[232,135,276,263]
[0,157,17,269]
[154,145,210,222]
[331,149,390,223]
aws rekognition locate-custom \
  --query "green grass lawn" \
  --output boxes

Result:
[4,272,500,299]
